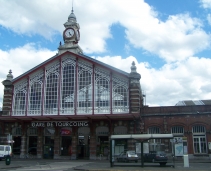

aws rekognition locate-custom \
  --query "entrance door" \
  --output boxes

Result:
[28,136,37,156]
[43,145,54,159]
[13,136,21,155]
[43,136,54,159]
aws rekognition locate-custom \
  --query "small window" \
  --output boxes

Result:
[0,146,4,151]
[192,125,206,134]
[171,126,184,134]
[148,127,160,134]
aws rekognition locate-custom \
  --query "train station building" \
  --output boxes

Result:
[1,9,211,160]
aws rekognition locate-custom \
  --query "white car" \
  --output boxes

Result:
[0,145,12,160]
[116,151,139,163]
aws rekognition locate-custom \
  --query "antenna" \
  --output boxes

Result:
[72,0,74,13]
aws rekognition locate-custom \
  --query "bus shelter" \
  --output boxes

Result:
[110,134,175,168]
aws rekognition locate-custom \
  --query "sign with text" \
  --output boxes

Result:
[31,121,89,127]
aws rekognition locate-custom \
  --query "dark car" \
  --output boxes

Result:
[116,151,139,163]
[143,151,168,166]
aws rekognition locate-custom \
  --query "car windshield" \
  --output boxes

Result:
[157,151,166,155]
[127,151,136,155]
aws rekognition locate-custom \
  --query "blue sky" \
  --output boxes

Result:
[1,0,211,108]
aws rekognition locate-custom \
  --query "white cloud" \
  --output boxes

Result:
[0,0,210,62]
[94,55,211,106]
[200,0,211,9]
[0,44,57,106]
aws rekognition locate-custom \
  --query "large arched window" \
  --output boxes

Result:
[192,125,207,154]
[61,58,76,114]
[112,76,129,113]
[77,61,92,114]
[13,81,27,116]
[94,68,110,114]
[44,63,59,115]
[28,73,43,115]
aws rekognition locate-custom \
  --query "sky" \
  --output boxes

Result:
[1,0,211,108]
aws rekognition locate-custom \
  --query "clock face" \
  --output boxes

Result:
[65,28,74,38]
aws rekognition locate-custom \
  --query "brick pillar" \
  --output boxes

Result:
[89,124,96,160]
[37,127,43,159]
[2,70,13,116]
[54,127,60,159]
[71,134,77,160]
[128,121,136,150]
[20,135,26,158]
[129,62,142,114]
[89,134,96,160]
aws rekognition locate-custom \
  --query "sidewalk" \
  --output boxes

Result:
[0,158,210,171]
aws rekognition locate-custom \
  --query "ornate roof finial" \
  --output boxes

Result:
[6,69,13,81]
[131,61,137,73]
[72,0,74,13]
[68,0,76,22]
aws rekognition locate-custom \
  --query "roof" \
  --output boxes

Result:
[175,100,211,106]
[110,134,174,140]
[12,51,129,83]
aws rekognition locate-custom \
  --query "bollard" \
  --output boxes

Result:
[183,154,189,167]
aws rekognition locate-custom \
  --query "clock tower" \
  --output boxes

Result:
[58,8,83,54]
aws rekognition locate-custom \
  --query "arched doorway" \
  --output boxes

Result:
[60,127,72,156]
[27,127,38,157]
[43,127,55,159]
[12,127,22,156]
[77,127,90,159]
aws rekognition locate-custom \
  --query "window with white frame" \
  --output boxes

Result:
[112,75,129,113]
[13,81,27,116]
[28,73,43,115]
[192,125,207,154]
[44,63,59,115]
[61,58,76,114]
[94,68,110,114]
[77,61,93,114]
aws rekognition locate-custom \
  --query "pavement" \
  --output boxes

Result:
[0,158,210,171]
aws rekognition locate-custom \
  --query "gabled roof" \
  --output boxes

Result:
[12,51,129,83]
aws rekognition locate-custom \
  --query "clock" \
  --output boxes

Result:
[64,28,74,38]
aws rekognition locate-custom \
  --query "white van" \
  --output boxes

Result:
[0,145,12,160]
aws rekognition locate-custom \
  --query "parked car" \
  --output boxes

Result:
[116,151,139,163]
[143,151,168,166]
[0,145,12,160]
